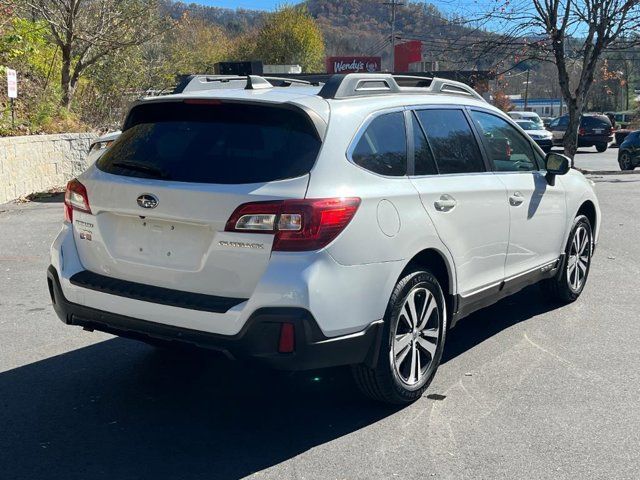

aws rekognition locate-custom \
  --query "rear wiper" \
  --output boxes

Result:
[112,161,171,179]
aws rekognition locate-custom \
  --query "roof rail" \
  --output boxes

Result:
[246,76,316,89]
[262,76,313,86]
[175,74,319,93]
[318,73,486,102]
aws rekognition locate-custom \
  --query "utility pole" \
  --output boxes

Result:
[384,0,404,72]
[524,68,530,110]
[623,58,630,110]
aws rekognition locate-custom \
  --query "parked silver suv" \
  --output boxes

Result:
[48,74,600,404]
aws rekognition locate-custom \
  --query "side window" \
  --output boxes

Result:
[470,111,538,172]
[351,112,407,176]
[415,109,485,174]
[411,113,438,175]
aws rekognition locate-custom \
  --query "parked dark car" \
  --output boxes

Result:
[541,116,554,128]
[615,129,632,146]
[548,114,613,152]
[618,130,640,171]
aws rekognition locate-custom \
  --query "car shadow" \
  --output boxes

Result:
[549,147,611,155]
[443,285,557,363]
[0,286,555,479]
[24,192,65,203]
[0,338,400,479]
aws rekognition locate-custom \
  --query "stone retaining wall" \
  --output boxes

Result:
[0,133,97,204]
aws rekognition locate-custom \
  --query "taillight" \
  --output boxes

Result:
[579,128,586,136]
[225,197,361,251]
[64,179,91,223]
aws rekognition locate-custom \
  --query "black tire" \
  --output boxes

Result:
[595,143,608,152]
[619,152,634,171]
[541,215,593,303]
[352,268,447,404]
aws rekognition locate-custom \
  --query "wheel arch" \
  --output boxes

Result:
[577,199,597,237]
[400,248,456,323]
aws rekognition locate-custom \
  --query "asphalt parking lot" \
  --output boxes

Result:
[570,144,622,172]
[1,173,639,480]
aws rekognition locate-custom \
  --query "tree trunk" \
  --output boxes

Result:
[563,99,581,164]
[60,46,73,109]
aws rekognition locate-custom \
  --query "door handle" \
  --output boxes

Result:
[509,192,525,206]
[434,195,457,212]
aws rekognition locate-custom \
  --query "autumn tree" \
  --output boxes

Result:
[253,5,325,72]
[469,0,640,161]
[493,90,514,112]
[22,0,165,108]
[166,13,231,78]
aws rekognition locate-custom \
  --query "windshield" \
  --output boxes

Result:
[98,102,322,184]
[516,120,538,130]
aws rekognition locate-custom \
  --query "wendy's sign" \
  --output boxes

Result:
[326,56,381,74]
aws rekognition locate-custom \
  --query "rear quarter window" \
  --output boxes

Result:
[350,112,407,176]
[97,102,321,184]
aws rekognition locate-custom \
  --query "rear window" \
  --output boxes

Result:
[97,102,321,184]
[582,115,611,128]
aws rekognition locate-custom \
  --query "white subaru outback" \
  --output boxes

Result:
[48,74,600,404]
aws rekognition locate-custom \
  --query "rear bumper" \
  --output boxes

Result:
[552,135,613,146]
[47,265,382,371]
[578,135,613,146]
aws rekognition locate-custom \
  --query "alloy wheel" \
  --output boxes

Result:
[392,287,440,386]
[567,225,591,292]
[621,153,632,170]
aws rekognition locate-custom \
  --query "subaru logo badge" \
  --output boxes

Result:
[137,193,158,209]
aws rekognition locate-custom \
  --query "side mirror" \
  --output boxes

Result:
[545,152,570,185]
[545,152,570,174]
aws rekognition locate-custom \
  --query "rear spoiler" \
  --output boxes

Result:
[121,97,327,141]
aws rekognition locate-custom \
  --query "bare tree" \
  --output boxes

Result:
[22,0,164,108]
[458,0,640,160]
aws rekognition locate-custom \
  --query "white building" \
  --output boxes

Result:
[510,97,567,117]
